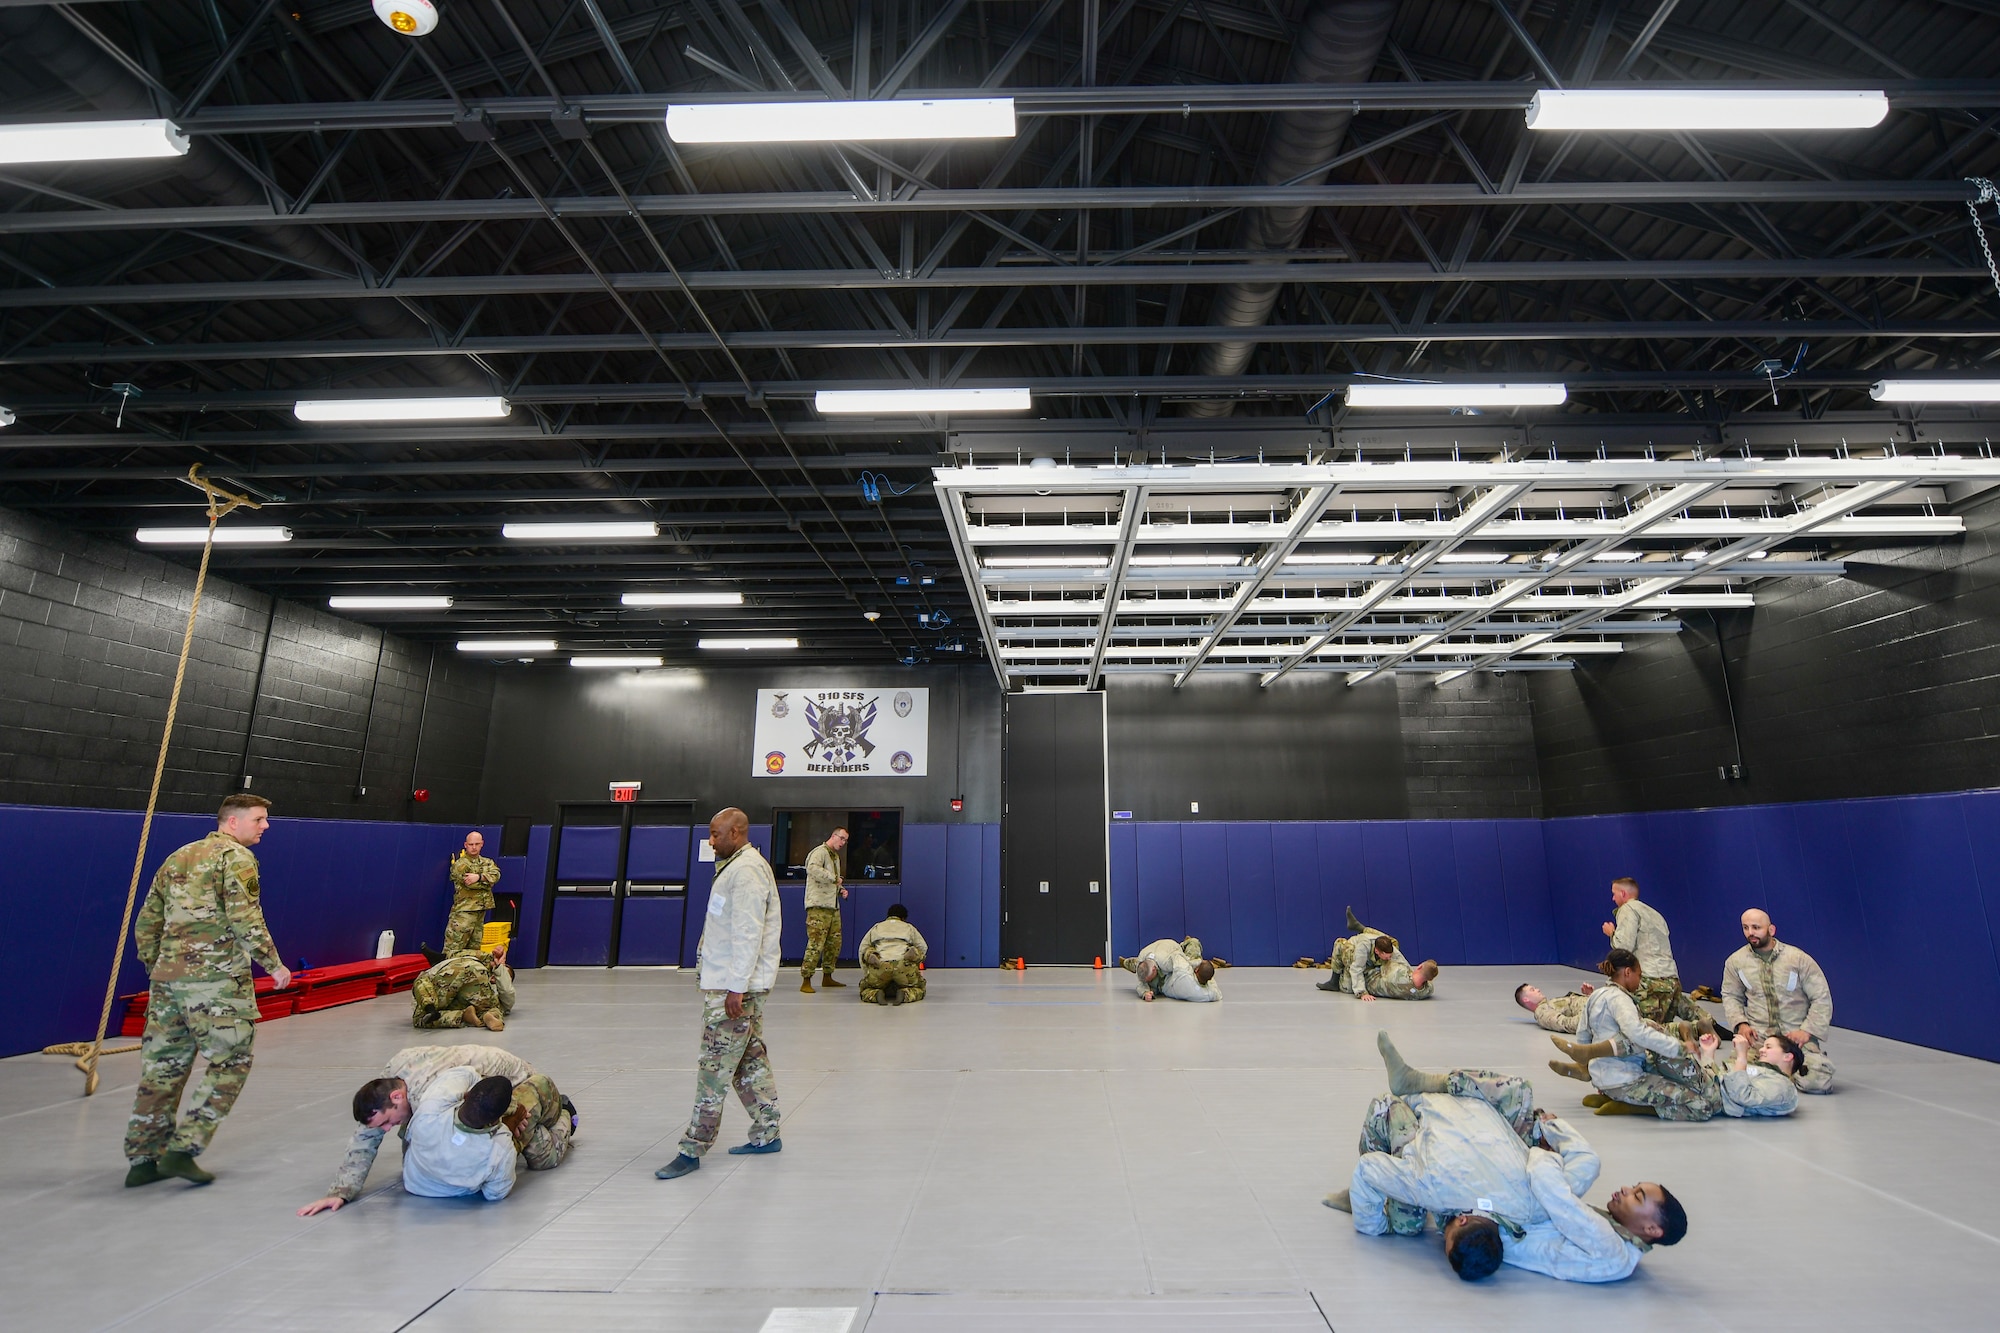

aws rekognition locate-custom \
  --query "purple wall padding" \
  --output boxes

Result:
[0,803,494,1058]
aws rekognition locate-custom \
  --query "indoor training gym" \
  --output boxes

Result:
[3,1,1999,1330]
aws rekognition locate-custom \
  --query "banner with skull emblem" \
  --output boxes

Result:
[751,688,929,777]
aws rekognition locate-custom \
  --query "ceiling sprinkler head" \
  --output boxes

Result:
[373,0,438,36]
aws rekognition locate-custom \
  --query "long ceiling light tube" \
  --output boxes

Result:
[621,591,745,607]
[458,639,558,653]
[1525,89,1888,132]
[698,638,800,650]
[666,97,1015,144]
[0,118,190,165]
[815,388,1032,414]
[1345,382,1567,407]
[295,396,510,422]
[502,521,659,540]
[328,595,452,610]
[135,526,292,544]
[570,656,664,668]
[1869,380,2000,402]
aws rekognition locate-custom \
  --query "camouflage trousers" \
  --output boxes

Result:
[1359,1070,1538,1237]
[411,971,499,1028]
[442,906,488,956]
[124,977,258,1163]
[504,1072,574,1171]
[1633,975,1702,1025]
[678,989,780,1158]
[860,960,925,1005]
[1593,1050,1723,1122]
[801,906,841,977]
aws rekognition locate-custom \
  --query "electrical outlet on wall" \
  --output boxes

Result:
[1190,801,1199,813]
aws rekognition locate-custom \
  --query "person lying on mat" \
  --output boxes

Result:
[1129,937,1219,1002]
[297,1044,576,1215]
[1325,1032,1685,1282]
[1514,982,1592,1033]
[1695,1030,1802,1118]
[1317,908,1439,1000]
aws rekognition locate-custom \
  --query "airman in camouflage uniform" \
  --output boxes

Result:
[124,794,289,1187]
[858,904,928,1005]
[1601,878,1701,1025]
[1590,1048,1724,1121]
[1515,983,1590,1033]
[443,831,502,956]
[1320,909,1438,1000]
[296,1044,575,1215]
[410,950,510,1030]
[799,828,849,992]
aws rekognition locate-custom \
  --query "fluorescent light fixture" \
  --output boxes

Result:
[457,639,557,653]
[502,521,659,541]
[294,395,509,422]
[1130,554,1246,567]
[985,555,1111,568]
[0,118,190,166]
[328,595,452,610]
[135,526,293,545]
[1582,549,1641,561]
[1346,382,1567,408]
[1869,379,2000,402]
[815,387,1031,414]
[570,656,664,668]
[1286,553,1381,566]
[667,97,1015,144]
[1526,88,1888,133]
[1435,550,1513,563]
[698,637,799,650]
[621,591,745,607]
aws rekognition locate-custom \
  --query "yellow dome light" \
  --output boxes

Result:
[373,0,438,36]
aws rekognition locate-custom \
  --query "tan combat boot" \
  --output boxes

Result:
[460,1005,481,1027]
[482,1009,506,1032]
[799,975,816,994]
[820,971,846,988]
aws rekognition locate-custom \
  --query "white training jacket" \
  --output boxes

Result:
[1575,984,1685,1061]
[697,842,783,994]
[399,1066,516,1201]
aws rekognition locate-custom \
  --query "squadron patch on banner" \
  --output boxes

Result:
[770,691,790,718]
[890,750,913,773]
[764,751,786,774]
[893,690,914,718]
[804,695,878,772]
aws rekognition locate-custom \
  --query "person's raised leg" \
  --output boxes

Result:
[1378,1031,1449,1096]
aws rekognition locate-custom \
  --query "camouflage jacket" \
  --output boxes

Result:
[1721,941,1832,1040]
[326,1045,538,1200]
[134,831,280,984]
[416,952,499,1004]
[1610,898,1678,980]
[449,852,501,913]
[1534,993,1588,1033]
[859,917,927,966]
[804,842,843,910]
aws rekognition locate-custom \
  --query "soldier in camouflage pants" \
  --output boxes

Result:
[502,1072,576,1170]
[1594,1049,1724,1122]
[443,834,502,956]
[127,978,260,1167]
[1359,1069,1542,1236]
[411,953,507,1029]
[678,990,780,1157]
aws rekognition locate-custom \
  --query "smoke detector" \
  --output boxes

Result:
[373,1,438,35]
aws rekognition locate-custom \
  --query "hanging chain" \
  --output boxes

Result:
[1969,178,2000,297]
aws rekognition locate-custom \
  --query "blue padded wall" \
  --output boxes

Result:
[1107,818,1558,967]
[1543,789,2000,1064]
[0,803,496,1058]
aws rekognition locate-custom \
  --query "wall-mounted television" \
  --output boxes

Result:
[771,808,902,884]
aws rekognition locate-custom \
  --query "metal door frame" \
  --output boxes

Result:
[538,798,699,967]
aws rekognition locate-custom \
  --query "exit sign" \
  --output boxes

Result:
[609,781,642,802]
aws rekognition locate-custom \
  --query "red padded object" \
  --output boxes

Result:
[115,952,440,1032]
[299,959,388,988]
[296,977,383,1012]
[256,992,297,1022]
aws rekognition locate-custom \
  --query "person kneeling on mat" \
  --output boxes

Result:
[410,946,512,1031]
[1130,938,1219,1002]
[858,904,928,1005]
[1317,908,1439,1001]
[1326,1032,1685,1282]
[297,1044,576,1215]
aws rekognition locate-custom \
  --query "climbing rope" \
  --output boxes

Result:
[1968,178,2000,298]
[43,466,260,1095]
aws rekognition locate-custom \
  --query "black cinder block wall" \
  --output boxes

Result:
[0,507,493,822]
[1530,489,2000,815]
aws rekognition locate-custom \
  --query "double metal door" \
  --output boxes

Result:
[1001,692,1110,964]
[538,799,697,967]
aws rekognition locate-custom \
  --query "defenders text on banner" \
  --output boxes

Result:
[751,688,929,778]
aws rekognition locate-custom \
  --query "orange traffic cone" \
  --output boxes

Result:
[1094,956,1104,970]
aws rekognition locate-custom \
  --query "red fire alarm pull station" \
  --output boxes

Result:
[950,796,965,812]
[410,789,430,803]
[609,781,642,802]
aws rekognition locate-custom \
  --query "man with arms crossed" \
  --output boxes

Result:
[658,808,784,1179]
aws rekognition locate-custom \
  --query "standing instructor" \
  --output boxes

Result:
[443,830,501,956]
[799,826,849,993]
[658,808,783,1180]
[124,793,290,1187]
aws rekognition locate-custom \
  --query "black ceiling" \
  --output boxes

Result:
[2,0,1998,664]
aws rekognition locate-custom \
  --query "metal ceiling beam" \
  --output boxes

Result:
[1170,483,1342,685]
[0,180,1981,236]
[1083,483,1147,688]
[2,257,1979,308]
[13,317,1999,365]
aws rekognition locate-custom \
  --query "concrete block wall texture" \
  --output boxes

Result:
[0,507,494,823]
[1530,487,2000,815]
